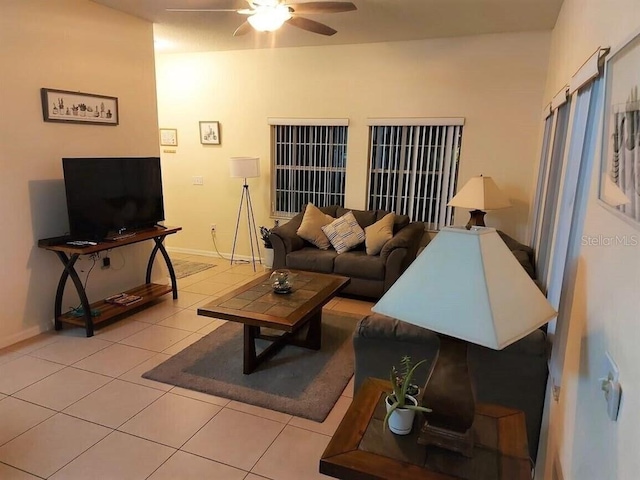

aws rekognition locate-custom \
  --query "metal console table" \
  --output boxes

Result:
[38,226,181,337]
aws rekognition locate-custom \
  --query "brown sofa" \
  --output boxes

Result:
[269,205,425,299]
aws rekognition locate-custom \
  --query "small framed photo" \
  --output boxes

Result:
[41,88,118,126]
[200,121,221,145]
[159,128,178,146]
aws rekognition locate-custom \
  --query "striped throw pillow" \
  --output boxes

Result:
[321,211,366,254]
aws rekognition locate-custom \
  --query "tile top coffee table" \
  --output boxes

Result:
[320,377,531,480]
[197,270,350,374]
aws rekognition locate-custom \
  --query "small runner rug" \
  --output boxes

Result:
[172,259,215,279]
[142,311,361,422]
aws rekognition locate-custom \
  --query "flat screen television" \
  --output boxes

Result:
[62,157,165,241]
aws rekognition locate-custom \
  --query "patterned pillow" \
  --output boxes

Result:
[296,203,334,249]
[321,211,366,254]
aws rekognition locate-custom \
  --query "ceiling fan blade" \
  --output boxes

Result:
[166,8,239,12]
[286,16,336,36]
[233,20,253,36]
[288,2,356,14]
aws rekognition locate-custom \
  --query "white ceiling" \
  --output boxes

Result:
[91,0,563,53]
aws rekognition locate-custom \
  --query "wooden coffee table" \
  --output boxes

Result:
[320,378,531,480]
[197,270,350,374]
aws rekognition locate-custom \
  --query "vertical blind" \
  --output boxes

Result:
[270,121,348,216]
[530,114,554,250]
[534,100,571,290]
[366,119,464,230]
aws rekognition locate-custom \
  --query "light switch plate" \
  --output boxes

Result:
[604,351,619,383]
[602,351,621,421]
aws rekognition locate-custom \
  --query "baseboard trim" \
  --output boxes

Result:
[1,324,53,350]
[166,247,266,263]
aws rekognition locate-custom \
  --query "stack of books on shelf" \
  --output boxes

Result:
[105,293,142,306]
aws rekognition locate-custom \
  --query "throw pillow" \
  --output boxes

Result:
[321,211,366,254]
[365,213,395,255]
[297,203,334,250]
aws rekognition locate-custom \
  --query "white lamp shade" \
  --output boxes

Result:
[448,176,511,210]
[372,227,556,350]
[230,157,260,178]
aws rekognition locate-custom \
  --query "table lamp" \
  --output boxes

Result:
[447,175,511,229]
[230,157,261,271]
[372,226,556,456]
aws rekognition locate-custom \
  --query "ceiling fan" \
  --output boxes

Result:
[167,0,357,36]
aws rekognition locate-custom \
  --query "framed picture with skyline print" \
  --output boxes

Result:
[599,29,640,229]
[200,121,221,145]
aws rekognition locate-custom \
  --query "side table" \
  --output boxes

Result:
[320,377,531,480]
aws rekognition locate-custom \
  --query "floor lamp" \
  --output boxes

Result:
[230,157,262,271]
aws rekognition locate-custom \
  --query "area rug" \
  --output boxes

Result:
[142,311,361,422]
[172,259,215,279]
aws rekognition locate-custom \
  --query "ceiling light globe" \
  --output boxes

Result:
[248,5,291,32]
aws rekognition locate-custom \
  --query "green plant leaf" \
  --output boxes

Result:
[396,358,428,404]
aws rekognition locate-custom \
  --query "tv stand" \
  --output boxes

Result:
[38,226,182,337]
[106,232,137,241]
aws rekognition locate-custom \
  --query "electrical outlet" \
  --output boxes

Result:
[210,224,216,233]
[192,176,204,185]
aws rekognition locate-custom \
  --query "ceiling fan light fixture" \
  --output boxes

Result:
[247,5,292,32]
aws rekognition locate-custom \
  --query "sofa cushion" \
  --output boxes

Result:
[336,207,377,229]
[321,211,366,254]
[365,213,395,255]
[334,250,385,280]
[296,203,334,250]
[286,247,338,273]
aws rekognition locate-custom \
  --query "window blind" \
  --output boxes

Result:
[272,124,348,216]
[367,123,463,230]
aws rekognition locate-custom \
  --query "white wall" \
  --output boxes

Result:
[540,1,640,478]
[155,31,550,257]
[0,0,160,347]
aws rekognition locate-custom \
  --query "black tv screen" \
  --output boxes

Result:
[63,157,165,240]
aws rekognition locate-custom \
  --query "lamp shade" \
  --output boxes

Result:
[447,176,511,210]
[230,157,260,179]
[372,227,556,350]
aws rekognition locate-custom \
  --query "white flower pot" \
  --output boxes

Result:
[263,248,274,269]
[385,394,418,435]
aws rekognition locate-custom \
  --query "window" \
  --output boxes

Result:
[528,48,607,396]
[366,118,464,230]
[530,87,572,291]
[269,118,348,217]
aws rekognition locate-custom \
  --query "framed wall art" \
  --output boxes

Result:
[159,128,178,146]
[599,30,640,229]
[41,88,119,126]
[200,121,221,145]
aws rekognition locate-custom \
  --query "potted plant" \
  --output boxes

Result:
[384,355,432,435]
[260,221,279,269]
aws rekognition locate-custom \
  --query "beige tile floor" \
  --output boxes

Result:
[0,255,373,479]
